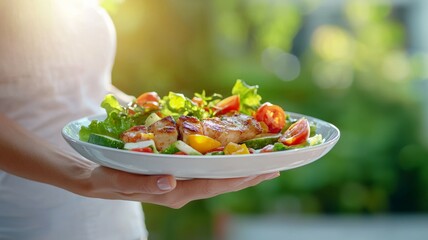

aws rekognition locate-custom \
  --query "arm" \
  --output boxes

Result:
[0,113,93,190]
[0,113,279,208]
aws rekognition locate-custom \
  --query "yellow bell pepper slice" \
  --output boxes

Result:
[187,134,222,154]
[224,142,250,155]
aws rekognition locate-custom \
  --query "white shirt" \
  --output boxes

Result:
[0,1,147,239]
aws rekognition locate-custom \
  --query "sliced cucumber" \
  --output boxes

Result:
[88,134,125,149]
[145,113,161,128]
[243,134,281,150]
[124,140,158,153]
[161,141,202,155]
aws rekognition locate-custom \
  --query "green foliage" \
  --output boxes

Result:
[105,0,428,239]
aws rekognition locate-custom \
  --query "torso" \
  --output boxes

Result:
[0,1,147,239]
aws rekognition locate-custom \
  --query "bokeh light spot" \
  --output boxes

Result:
[381,51,411,83]
[313,61,354,89]
[312,25,354,61]
[262,47,301,81]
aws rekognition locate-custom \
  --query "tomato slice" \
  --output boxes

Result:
[280,118,310,146]
[191,97,203,107]
[174,151,188,155]
[136,92,160,103]
[215,95,240,115]
[131,147,154,153]
[136,92,161,110]
[255,103,286,133]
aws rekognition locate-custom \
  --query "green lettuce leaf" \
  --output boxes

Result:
[101,94,124,114]
[161,92,212,119]
[79,94,143,141]
[231,79,262,115]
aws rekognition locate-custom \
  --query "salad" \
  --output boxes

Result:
[79,80,324,155]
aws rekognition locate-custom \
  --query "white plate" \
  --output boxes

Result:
[62,113,340,179]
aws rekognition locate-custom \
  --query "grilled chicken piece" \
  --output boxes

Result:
[176,116,203,143]
[120,125,152,143]
[202,114,262,146]
[148,116,178,151]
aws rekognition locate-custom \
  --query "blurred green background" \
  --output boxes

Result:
[102,0,428,239]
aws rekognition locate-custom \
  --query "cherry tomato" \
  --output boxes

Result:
[215,95,240,115]
[191,97,203,107]
[136,92,160,103]
[131,147,154,153]
[255,103,286,133]
[136,92,161,110]
[174,151,188,155]
[280,118,310,146]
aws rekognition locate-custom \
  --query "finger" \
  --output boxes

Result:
[153,172,281,207]
[229,172,280,192]
[96,167,177,195]
[107,172,280,207]
[200,172,280,197]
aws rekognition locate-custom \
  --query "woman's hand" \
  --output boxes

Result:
[73,164,279,208]
[0,113,279,209]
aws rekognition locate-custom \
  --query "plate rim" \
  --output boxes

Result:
[61,111,340,160]
[62,112,340,178]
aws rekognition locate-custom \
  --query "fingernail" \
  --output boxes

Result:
[157,177,173,191]
[265,172,280,180]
